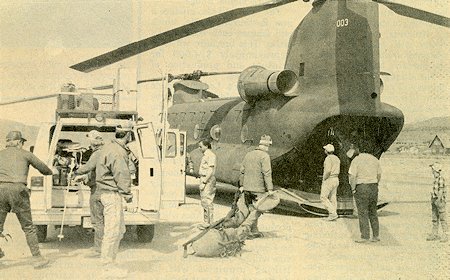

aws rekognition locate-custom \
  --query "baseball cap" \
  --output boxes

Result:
[430,162,442,172]
[86,130,103,140]
[259,135,272,146]
[323,144,334,153]
[6,131,27,142]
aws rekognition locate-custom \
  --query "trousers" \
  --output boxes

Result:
[241,191,265,233]
[0,183,41,256]
[200,176,216,224]
[431,198,448,235]
[90,190,104,252]
[98,191,125,265]
[320,177,339,217]
[354,183,379,240]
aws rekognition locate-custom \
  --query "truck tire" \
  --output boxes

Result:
[136,225,155,243]
[36,225,47,243]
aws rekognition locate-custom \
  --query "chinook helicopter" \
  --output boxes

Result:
[70,0,450,215]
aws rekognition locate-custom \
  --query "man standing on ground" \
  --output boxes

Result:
[198,139,216,229]
[78,125,133,278]
[320,144,340,221]
[0,131,53,268]
[348,146,381,243]
[73,130,105,257]
[426,163,447,242]
[239,135,275,239]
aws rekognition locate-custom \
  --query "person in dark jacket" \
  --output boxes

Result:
[0,131,53,269]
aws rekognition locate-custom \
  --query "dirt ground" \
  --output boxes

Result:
[0,154,449,279]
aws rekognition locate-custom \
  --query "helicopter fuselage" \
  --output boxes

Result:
[167,0,404,198]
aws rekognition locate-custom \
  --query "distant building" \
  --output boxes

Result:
[429,134,450,155]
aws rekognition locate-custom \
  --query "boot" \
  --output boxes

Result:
[248,219,263,239]
[198,209,211,229]
[32,255,50,269]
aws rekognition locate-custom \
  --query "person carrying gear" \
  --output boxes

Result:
[197,139,217,229]
[239,135,275,239]
[75,125,133,278]
[0,131,53,269]
[320,144,340,221]
[426,163,447,242]
[73,130,104,257]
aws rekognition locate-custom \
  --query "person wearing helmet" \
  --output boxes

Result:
[0,131,53,269]
[320,144,341,221]
[426,163,447,242]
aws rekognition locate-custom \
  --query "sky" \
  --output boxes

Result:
[0,0,449,125]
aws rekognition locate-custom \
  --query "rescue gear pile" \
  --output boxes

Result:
[190,227,248,258]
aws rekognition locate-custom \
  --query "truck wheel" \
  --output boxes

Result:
[36,225,47,243]
[136,225,155,243]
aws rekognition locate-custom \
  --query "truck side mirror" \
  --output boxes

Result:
[30,146,35,153]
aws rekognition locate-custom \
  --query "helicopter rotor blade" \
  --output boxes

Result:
[0,94,61,106]
[374,0,450,28]
[91,70,242,90]
[70,0,298,73]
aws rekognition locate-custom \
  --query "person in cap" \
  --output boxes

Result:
[73,130,105,257]
[348,145,382,243]
[75,124,133,278]
[320,144,340,221]
[239,135,275,239]
[197,139,217,229]
[426,163,447,242]
[0,131,53,268]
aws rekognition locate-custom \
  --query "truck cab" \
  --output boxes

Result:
[27,93,186,242]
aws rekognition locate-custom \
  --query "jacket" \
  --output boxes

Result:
[239,148,273,193]
[75,145,103,193]
[0,147,52,184]
[78,140,131,196]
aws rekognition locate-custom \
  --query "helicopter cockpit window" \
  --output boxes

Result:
[210,125,221,141]
[166,132,176,158]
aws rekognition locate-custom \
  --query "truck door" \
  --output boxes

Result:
[136,124,161,211]
[45,122,63,210]
[161,130,186,206]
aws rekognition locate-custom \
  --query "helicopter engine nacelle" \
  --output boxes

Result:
[237,66,298,103]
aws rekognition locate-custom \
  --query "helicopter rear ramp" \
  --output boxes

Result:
[276,188,388,216]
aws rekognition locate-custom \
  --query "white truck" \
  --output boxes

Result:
[22,91,187,243]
